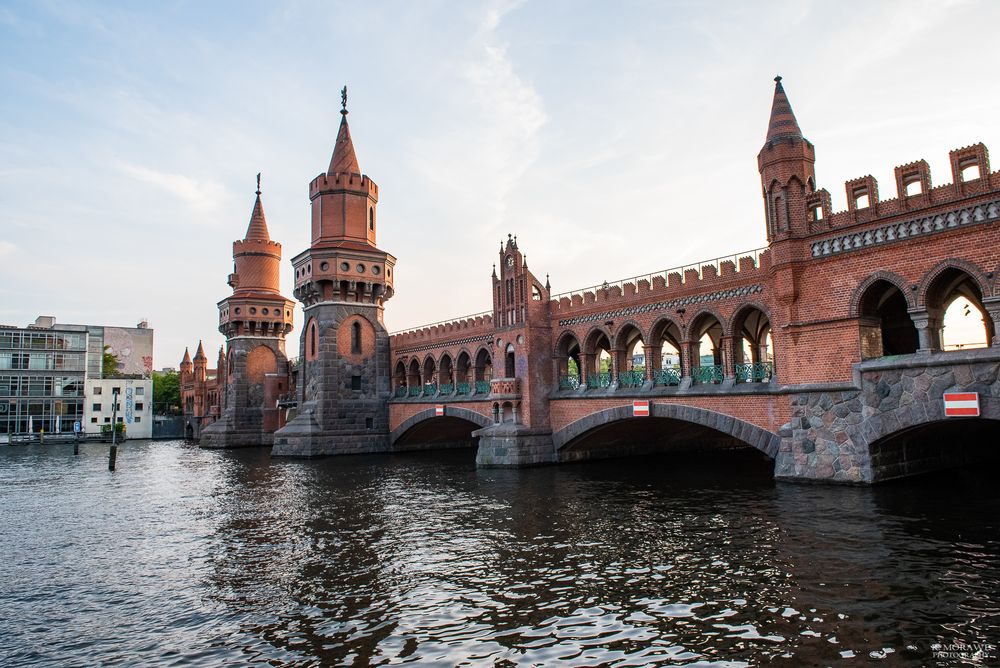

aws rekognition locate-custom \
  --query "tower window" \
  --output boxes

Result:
[351,321,362,353]
[365,417,374,430]
[310,322,317,357]
[351,375,362,391]
[369,207,374,231]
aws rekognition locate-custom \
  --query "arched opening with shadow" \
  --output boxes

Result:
[393,360,407,395]
[856,278,917,358]
[438,353,454,392]
[390,407,494,453]
[868,418,1000,482]
[923,265,994,351]
[555,332,582,390]
[731,305,774,383]
[407,359,421,395]
[553,403,779,473]
[688,311,725,384]
[455,351,472,394]
[613,323,646,388]
[649,317,683,386]
[583,327,613,388]
[422,356,437,394]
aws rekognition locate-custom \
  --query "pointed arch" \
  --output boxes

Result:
[916,259,992,308]
[849,271,915,317]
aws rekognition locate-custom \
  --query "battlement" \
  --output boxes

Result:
[233,238,281,255]
[389,311,494,349]
[549,248,770,317]
[309,172,378,197]
[809,142,999,233]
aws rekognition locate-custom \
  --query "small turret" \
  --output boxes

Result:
[193,340,207,382]
[180,347,193,380]
[758,76,816,240]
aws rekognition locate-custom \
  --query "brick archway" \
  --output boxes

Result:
[390,406,494,446]
[552,403,780,458]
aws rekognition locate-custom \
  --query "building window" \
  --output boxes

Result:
[93,387,102,395]
[310,322,317,358]
[365,417,373,430]
[134,416,141,423]
[117,417,123,423]
[136,387,144,396]
[91,417,97,423]
[92,403,101,411]
[135,403,144,411]
[351,375,361,391]
[369,207,374,231]
[104,417,110,423]
[351,322,362,353]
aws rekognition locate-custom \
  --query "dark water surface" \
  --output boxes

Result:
[1,441,999,667]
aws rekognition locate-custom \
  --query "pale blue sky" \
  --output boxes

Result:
[2,0,998,366]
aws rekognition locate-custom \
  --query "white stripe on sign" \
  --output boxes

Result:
[632,400,649,417]
[435,404,445,417]
[944,392,979,417]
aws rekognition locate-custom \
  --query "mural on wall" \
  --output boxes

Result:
[103,327,155,378]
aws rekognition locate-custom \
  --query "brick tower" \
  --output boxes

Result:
[758,75,817,241]
[200,177,295,449]
[272,89,397,457]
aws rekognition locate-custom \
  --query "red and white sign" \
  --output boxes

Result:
[944,392,979,417]
[435,404,445,417]
[632,400,650,417]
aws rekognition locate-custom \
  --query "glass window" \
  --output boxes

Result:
[93,386,102,395]
[0,353,12,370]
[134,416,141,423]
[93,403,101,411]
[136,387,144,396]
[135,402,144,411]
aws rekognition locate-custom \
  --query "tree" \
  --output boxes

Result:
[102,345,120,378]
[152,371,181,415]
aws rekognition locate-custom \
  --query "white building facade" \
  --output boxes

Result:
[83,377,153,438]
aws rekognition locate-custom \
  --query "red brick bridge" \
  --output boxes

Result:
[386,78,1000,484]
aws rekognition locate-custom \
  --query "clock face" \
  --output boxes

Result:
[506,255,514,267]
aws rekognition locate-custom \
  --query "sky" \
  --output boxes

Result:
[2,0,998,367]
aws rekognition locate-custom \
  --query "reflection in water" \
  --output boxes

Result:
[0,441,998,665]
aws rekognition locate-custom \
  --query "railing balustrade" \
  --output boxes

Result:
[617,370,644,388]
[735,362,773,383]
[438,383,454,395]
[394,387,407,398]
[559,374,581,390]
[422,384,437,397]
[474,380,491,394]
[652,367,681,386]
[456,382,470,395]
[587,372,612,388]
[409,387,422,397]
[693,364,724,384]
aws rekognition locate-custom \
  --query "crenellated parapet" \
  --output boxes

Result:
[390,312,495,352]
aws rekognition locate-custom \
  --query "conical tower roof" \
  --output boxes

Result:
[764,76,803,144]
[181,347,192,365]
[194,340,206,361]
[328,92,361,175]
[244,174,270,241]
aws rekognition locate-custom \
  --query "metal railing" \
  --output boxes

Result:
[586,372,612,388]
[617,370,644,388]
[652,367,681,386]
[474,380,491,394]
[388,310,493,337]
[693,364,725,385]
[735,362,773,383]
[550,246,768,302]
[559,374,581,390]
[456,382,470,395]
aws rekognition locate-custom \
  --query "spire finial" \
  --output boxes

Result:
[341,85,348,115]
[774,75,782,83]
[255,172,261,196]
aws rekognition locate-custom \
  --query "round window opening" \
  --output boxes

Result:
[250,307,257,315]
[356,264,365,273]
[372,266,380,275]
[262,308,269,315]
[235,307,241,315]
[320,261,329,271]
[516,335,524,345]
[340,262,350,271]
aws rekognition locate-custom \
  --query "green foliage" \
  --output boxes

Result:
[153,370,181,415]
[567,358,579,377]
[102,345,120,378]
[101,422,127,436]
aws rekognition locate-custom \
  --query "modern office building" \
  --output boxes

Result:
[0,316,155,437]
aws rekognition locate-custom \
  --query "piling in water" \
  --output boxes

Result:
[108,445,117,471]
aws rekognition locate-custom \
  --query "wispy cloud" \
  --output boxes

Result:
[116,162,226,215]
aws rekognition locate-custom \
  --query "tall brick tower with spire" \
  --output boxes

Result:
[200,176,296,449]
[272,87,397,457]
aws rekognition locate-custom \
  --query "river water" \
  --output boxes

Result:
[1,440,998,667]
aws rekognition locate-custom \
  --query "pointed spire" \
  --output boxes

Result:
[194,340,206,361]
[328,85,361,176]
[181,347,192,365]
[244,173,270,241]
[765,75,803,144]
[545,274,551,292]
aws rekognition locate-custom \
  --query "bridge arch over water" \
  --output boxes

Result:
[390,406,494,452]
[552,403,781,464]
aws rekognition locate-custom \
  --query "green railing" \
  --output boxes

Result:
[474,380,491,394]
[559,374,581,390]
[693,364,724,384]
[408,387,421,397]
[438,383,454,395]
[735,362,773,383]
[394,387,407,398]
[422,385,437,396]
[653,367,681,386]
[617,370,644,388]
[587,372,612,388]
[456,382,470,395]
